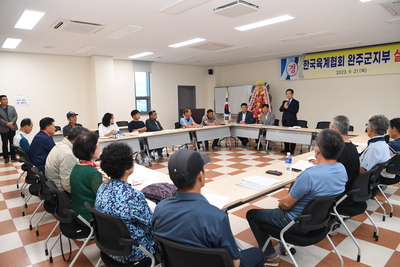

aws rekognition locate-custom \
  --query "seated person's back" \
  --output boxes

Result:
[29,117,56,173]
[95,142,155,264]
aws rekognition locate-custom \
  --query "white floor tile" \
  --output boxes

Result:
[280,245,330,267]
[0,184,24,193]
[252,197,280,209]
[24,236,79,264]
[0,173,21,181]
[336,237,393,267]
[213,166,239,174]
[0,232,23,253]
[213,155,234,160]
[228,214,250,236]
[83,243,101,266]
[0,209,12,222]
[212,160,235,167]
[363,212,400,233]
[6,195,41,209]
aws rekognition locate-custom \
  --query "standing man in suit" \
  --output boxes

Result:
[237,103,255,146]
[279,89,299,154]
[0,95,18,163]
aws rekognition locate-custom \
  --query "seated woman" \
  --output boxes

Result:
[99,112,120,137]
[95,142,155,264]
[70,132,102,225]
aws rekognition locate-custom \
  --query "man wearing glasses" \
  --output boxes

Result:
[13,118,33,154]
[360,114,391,173]
[146,110,164,158]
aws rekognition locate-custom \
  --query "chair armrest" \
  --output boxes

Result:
[119,238,139,247]
[293,214,311,222]
[63,208,79,217]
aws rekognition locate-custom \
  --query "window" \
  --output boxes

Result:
[134,72,151,112]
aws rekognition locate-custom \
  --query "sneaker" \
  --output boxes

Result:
[328,221,341,236]
[264,255,280,266]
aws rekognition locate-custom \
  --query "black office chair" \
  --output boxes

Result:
[370,160,390,221]
[316,121,330,129]
[12,145,29,189]
[274,119,279,126]
[20,159,41,216]
[349,125,354,132]
[174,122,180,129]
[46,181,94,266]
[84,202,155,267]
[116,121,129,127]
[296,120,308,128]
[29,167,57,236]
[376,154,400,218]
[55,125,61,132]
[259,194,343,267]
[154,235,234,267]
[333,166,380,262]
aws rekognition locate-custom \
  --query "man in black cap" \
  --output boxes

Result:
[62,111,82,137]
[152,149,264,267]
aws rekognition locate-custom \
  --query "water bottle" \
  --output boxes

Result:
[285,152,292,172]
[117,130,121,138]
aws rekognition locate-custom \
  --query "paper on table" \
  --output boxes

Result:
[292,160,314,171]
[242,175,282,187]
[236,181,269,191]
[204,194,231,209]
[289,126,301,129]
[353,142,367,147]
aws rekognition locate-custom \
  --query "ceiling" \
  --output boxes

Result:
[1,0,399,67]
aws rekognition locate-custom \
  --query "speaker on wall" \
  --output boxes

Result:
[208,69,213,75]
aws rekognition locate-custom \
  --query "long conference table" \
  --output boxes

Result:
[97,124,365,157]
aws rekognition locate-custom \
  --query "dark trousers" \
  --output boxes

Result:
[239,247,265,267]
[238,137,249,146]
[1,130,16,159]
[204,139,219,149]
[282,120,296,153]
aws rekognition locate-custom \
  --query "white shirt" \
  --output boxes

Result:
[13,130,26,147]
[99,123,119,137]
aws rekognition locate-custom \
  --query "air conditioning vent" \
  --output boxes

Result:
[50,18,107,34]
[380,1,400,16]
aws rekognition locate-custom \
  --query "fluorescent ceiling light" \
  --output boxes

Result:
[104,25,142,40]
[388,18,400,24]
[314,42,363,50]
[128,52,154,59]
[2,38,22,49]
[281,31,335,42]
[169,38,205,48]
[359,0,373,3]
[235,15,294,31]
[15,10,45,30]
[160,0,212,15]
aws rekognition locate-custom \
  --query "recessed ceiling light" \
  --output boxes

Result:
[234,15,294,31]
[359,0,373,3]
[169,38,206,48]
[388,18,400,24]
[74,45,97,53]
[15,10,45,30]
[128,52,154,59]
[2,38,22,49]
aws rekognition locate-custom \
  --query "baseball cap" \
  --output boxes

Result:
[168,149,211,181]
[66,111,78,118]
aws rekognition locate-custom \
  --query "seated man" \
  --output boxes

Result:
[180,108,200,128]
[128,109,147,151]
[237,103,255,146]
[62,111,82,137]
[202,109,221,150]
[13,118,33,154]
[379,117,400,181]
[145,110,164,157]
[153,149,265,267]
[255,104,276,149]
[45,126,89,196]
[246,129,347,266]
[29,117,56,173]
[360,114,391,173]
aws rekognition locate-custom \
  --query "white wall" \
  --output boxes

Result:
[218,59,400,132]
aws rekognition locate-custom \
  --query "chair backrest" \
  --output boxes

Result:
[385,154,400,175]
[370,160,390,187]
[154,235,234,267]
[349,125,354,132]
[31,166,54,202]
[15,146,31,162]
[84,202,134,257]
[297,194,340,231]
[316,121,330,129]
[46,180,77,223]
[274,119,279,126]
[20,159,39,184]
[174,122,180,129]
[349,166,377,202]
[55,126,61,132]
[116,121,129,127]
[297,120,308,128]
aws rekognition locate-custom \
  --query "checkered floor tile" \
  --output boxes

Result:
[1,140,399,266]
